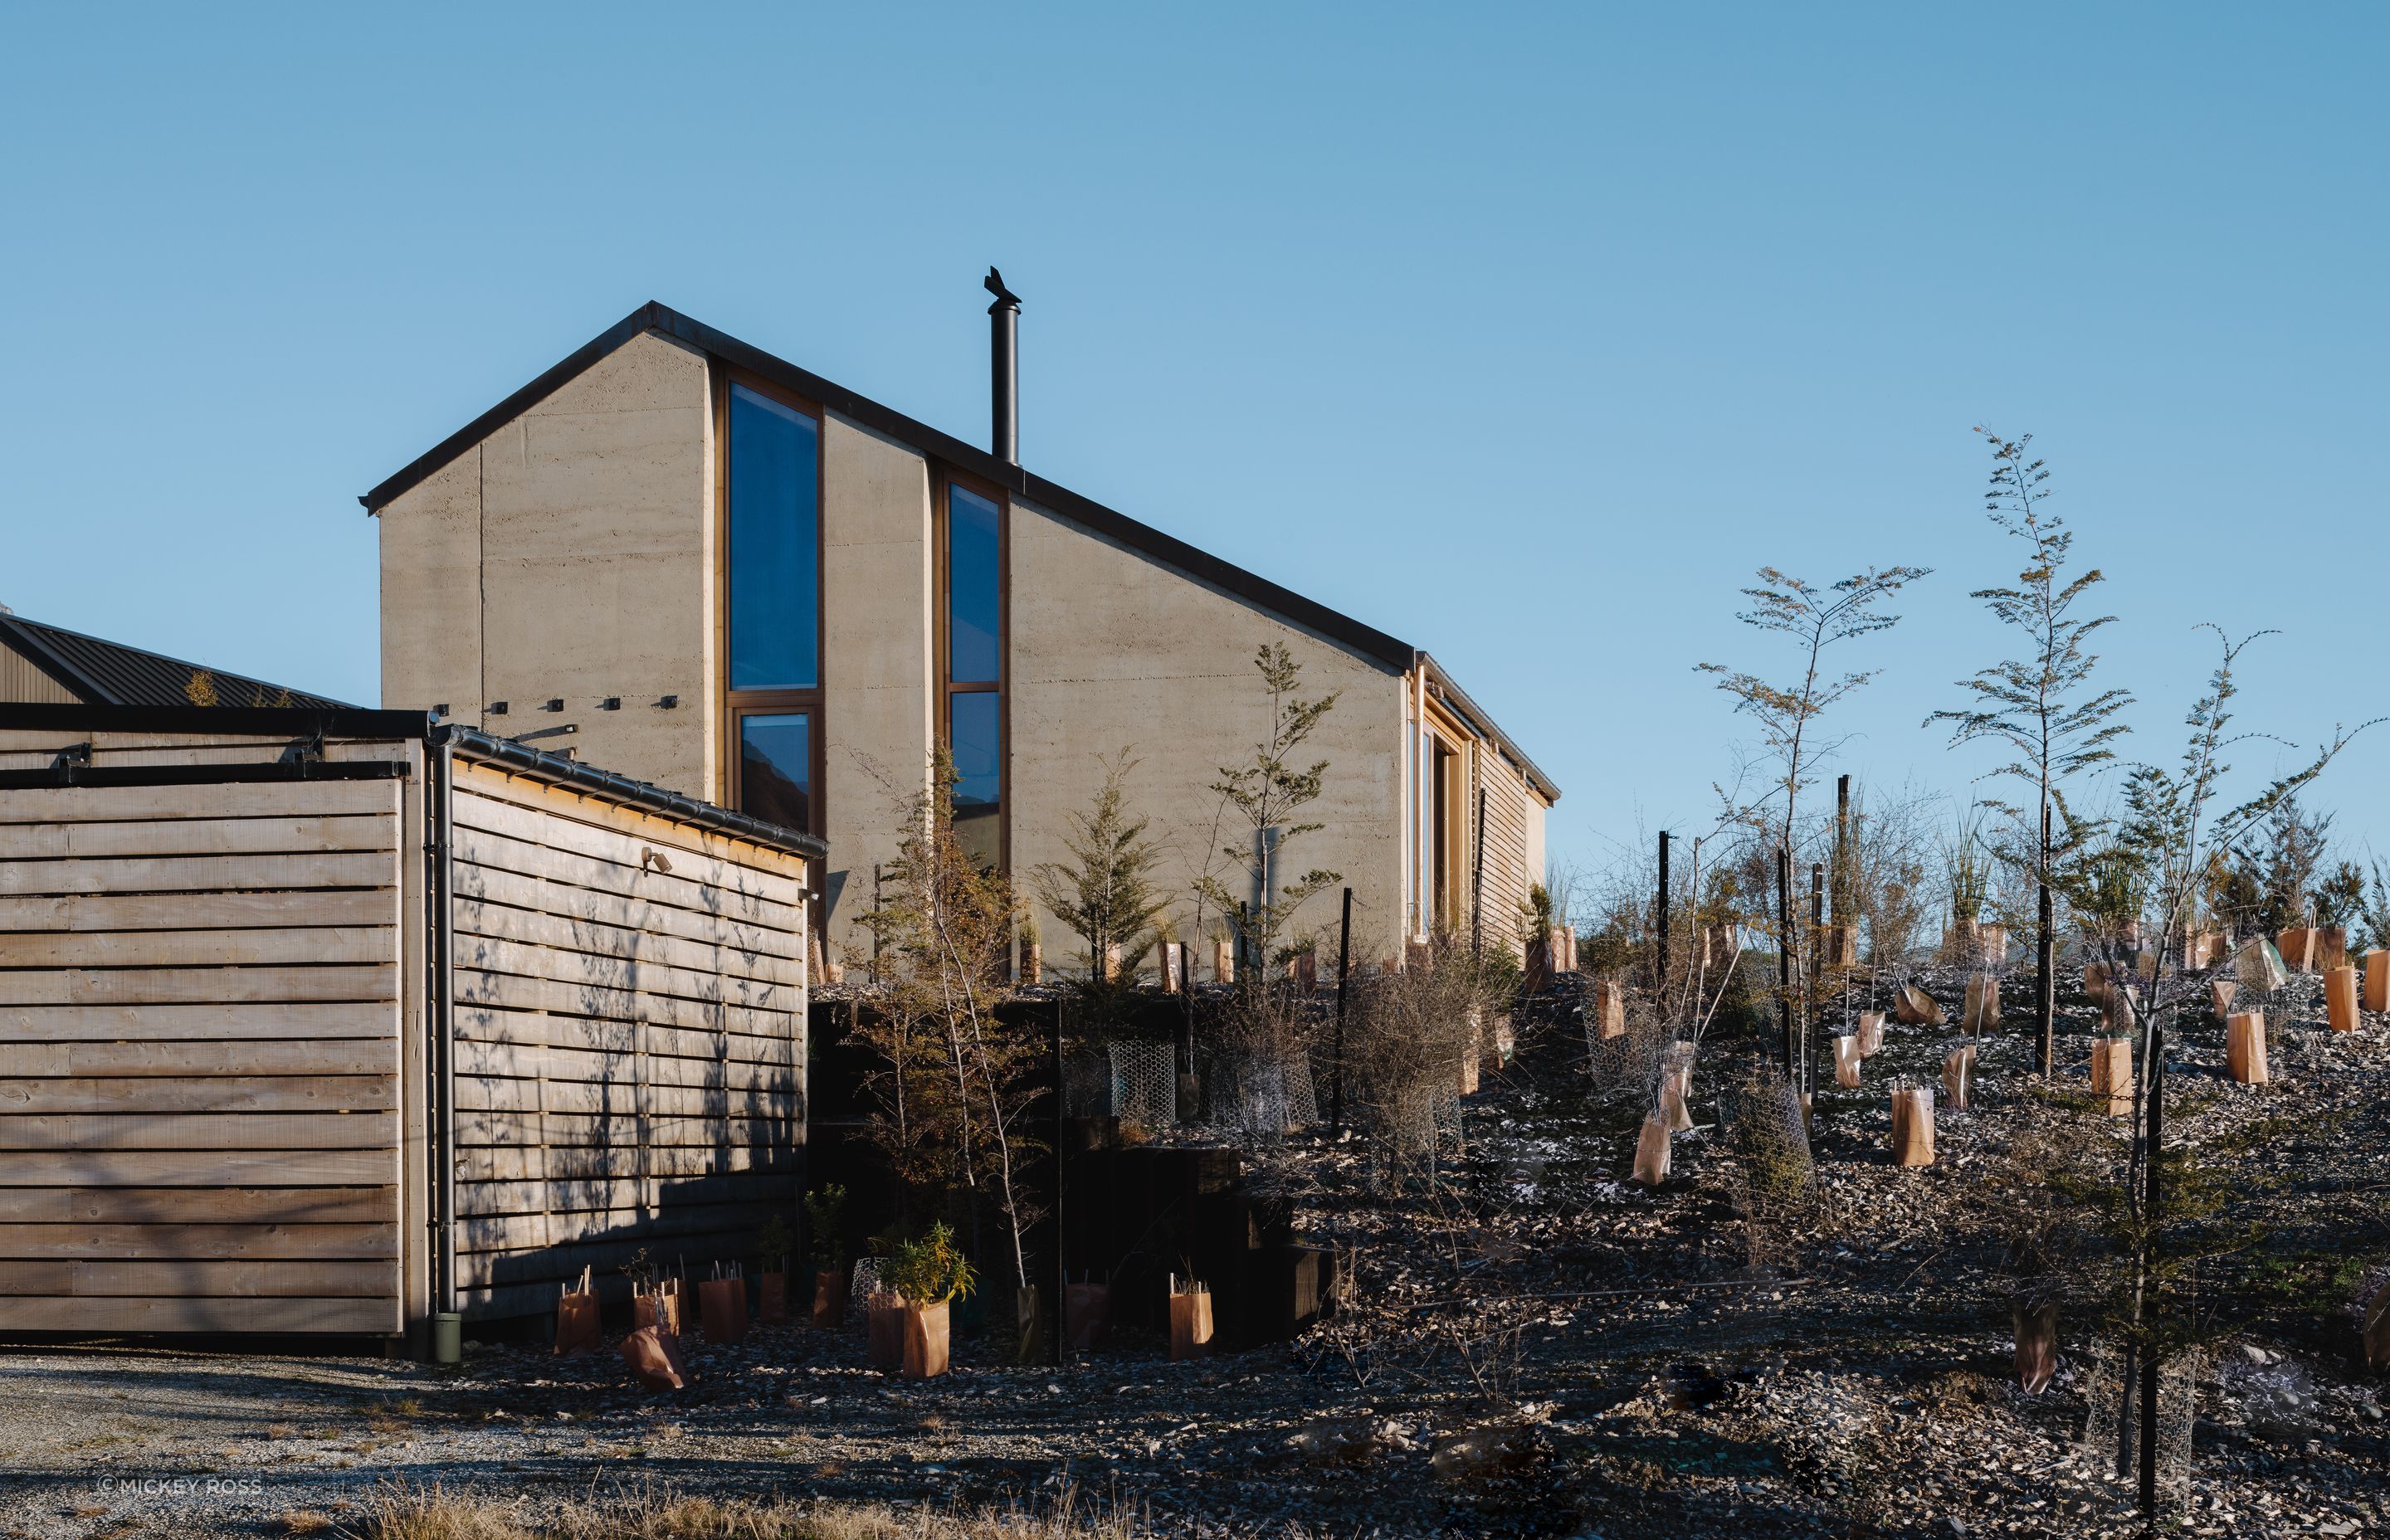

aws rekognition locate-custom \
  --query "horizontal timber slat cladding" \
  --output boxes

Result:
[0,1111,398,1151]
[453,934,792,1014]
[0,850,398,897]
[0,1222,398,1260]
[453,970,795,1037]
[0,925,394,969]
[455,1171,786,1219]
[0,1258,394,1297]
[0,888,399,933]
[456,861,798,961]
[0,1187,396,1224]
[0,1295,398,1333]
[452,894,797,987]
[457,1143,792,1184]
[0,1076,395,1115]
[0,815,396,862]
[454,825,799,930]
[0,963,398,1007]
[456,1036,793,1084]
[460,1233,752,1293]
[459,1198,785,1255]
[452,768,809,889]
[0,1149,396,1187]
[454,768,810,880]
[0,778,404,826]
[457,1075,793,1119]
[0,1038,395,1077]
[454,1007,793,1067]
[454,1110,793,1150]
[0,1001,398,1042]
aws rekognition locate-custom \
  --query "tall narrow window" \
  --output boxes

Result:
[943,482,1003,870]
[728,383,821,690]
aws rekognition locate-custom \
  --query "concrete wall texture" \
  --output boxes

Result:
[379,330,718,798]
[1008,496,1411,970]
[374,324,1547,971]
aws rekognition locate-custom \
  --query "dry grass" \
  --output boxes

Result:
[279,1512,338,1536]
[343,1484,1171,1540]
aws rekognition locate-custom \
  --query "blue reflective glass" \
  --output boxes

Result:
[949,691,1002,869]
[947,485,1002,684]
[729,385,821,690]
[739,713,811,833]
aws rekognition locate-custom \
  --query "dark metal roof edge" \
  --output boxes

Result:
[0,614,110,703]
[1417,651,1562,805]
[359,303,665,513]
[442,724,829,862]
[0,703,432,738]
[360,302,1415,672]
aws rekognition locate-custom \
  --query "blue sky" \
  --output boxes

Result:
[3,4,2383,881]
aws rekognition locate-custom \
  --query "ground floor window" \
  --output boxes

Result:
[737,710,813,836]
[948,690,1002,870]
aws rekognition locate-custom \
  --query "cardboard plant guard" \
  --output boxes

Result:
[1892,984,1944,1028]
[1064,1279,1110,1351]
[2012,1303,2058,1395]
[1834,1032,1862,1089]
[2226,1011,2267,1085]
[633,1284,680,1338]
[2278,927,2316,973]
[1596,980,1627,1040]
[1942,1042,1976,1111]
[1855,1011,1885,1058]
[699,1263,749,1345]
[2209,977,2239,1017]
[2368,950,2390,1014]
[1890,1083,1935,1167]
[1168,1276,1213,1361]
[1962,975,2000,1035]
[621,1324,689,1391]
[1659,1043,1696,1133]
[903,1300,952,1379]
[2326,966,2361,1034]
[2090,1036,2134,1118]
[554,1265,600,1357]
[866,1291,906,1368]
[1631,1112,1671,1186]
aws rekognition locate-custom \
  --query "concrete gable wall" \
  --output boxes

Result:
[1007,500,1409,970]
[378,330,717,797]
[818,413,934,950]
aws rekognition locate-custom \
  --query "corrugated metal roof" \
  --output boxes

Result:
[0,614,349,710]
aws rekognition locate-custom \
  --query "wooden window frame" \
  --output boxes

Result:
[714,367,829,907]
[934,469,1010,871]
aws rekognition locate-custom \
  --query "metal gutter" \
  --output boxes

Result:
[428,737,458,1318]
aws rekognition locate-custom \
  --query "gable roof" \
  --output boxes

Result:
[359,301,1558,802]
[0,612,349,710]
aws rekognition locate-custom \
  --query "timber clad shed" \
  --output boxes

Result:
[0,704,820,1341]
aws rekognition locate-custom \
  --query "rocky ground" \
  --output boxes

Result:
[2,963,2386,1539]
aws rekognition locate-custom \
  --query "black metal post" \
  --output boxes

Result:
[1810,861,1827,1096]
[1332,886,1352,1134]
[1471,787,1487,959]
[871,863,883,987]
[2038,798,2056,1079]
[1832,774,1851,926]
[1776,846,1796,1076]
[2137,1016,2167,1513]
[1656,831,1671,999]
[1051,996,1066,1367]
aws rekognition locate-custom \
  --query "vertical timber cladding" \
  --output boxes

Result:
[446,760,807,1321]
[0,774,409,1334]
[1479,754,1537,955]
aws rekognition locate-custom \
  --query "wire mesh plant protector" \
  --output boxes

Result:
[2078,1342,2203,1511]
[846,1258,885,1327]
[1061,1044,1111,1118]
[1108,1039,1178,1131]
[1203,1046,1319,1143]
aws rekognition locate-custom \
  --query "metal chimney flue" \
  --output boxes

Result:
[984,266,1021,465]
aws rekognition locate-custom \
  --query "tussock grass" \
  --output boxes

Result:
[344,1484,1169,1540]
